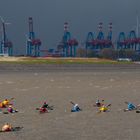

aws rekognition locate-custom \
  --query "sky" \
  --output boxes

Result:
[0,0,140,55]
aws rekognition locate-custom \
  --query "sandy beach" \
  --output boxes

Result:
[0,64,140,140]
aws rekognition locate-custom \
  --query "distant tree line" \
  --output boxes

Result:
[76,48,140,61]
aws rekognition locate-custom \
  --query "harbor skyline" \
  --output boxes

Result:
[0,0,139,55]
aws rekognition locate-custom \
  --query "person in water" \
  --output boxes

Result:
[124,102,136,111]
[71,104,81,112]
[1,123,12,132]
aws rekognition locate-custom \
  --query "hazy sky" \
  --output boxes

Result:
[0,0,140,55]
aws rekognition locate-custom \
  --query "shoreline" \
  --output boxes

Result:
[0,63,139,73]
[0,57,139,73]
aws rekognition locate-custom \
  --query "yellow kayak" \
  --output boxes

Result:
[99,106,108,112]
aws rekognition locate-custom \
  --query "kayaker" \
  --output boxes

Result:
[42,102,49,108]
[124,102,136,111]
[1,123,12,132]
[95,99,104,107]
[2,99,10,106]
[7,105,18,113]
[71,104,81,112]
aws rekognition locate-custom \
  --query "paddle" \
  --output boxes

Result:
[107,104,111,107]
[70,101,75,105]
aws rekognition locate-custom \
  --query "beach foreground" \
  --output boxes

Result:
[0,64,140,140]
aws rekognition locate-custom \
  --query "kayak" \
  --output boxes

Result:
[0,127,23,133]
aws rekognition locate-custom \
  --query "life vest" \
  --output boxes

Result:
[2,100,9,106]
[8,107,13,113]
[128,103,136,110]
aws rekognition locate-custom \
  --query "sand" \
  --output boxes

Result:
[0,64,140,140]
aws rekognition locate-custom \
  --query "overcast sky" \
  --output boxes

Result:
[0,0,140,55]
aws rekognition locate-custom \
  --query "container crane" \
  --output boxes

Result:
[26,17,41,57]
[85,22,113,56]
[57,22,78,57]
[0,17,13,56]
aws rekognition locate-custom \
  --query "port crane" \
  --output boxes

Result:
[85,23,113,56]
[26,17,41,57]
[0,16,13,56]
[57,22,78,57]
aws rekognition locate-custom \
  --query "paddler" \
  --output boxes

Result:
[7,105,18,113]
[1,123,12,132]
[71,103,82,112]
[124,102,136,112]
[2,99,10,106]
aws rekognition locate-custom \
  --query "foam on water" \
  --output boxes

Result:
[34,73,38,76]
[20,89,28,91]
[45,86,52,89]
[94,85,100,88]
[109,78,115,82]
[33,86,40,89]
[6,81,14,84]
[133,89,137,92]
[101,86,110,90]
[50,79,54,82]
[89,83,93,86]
